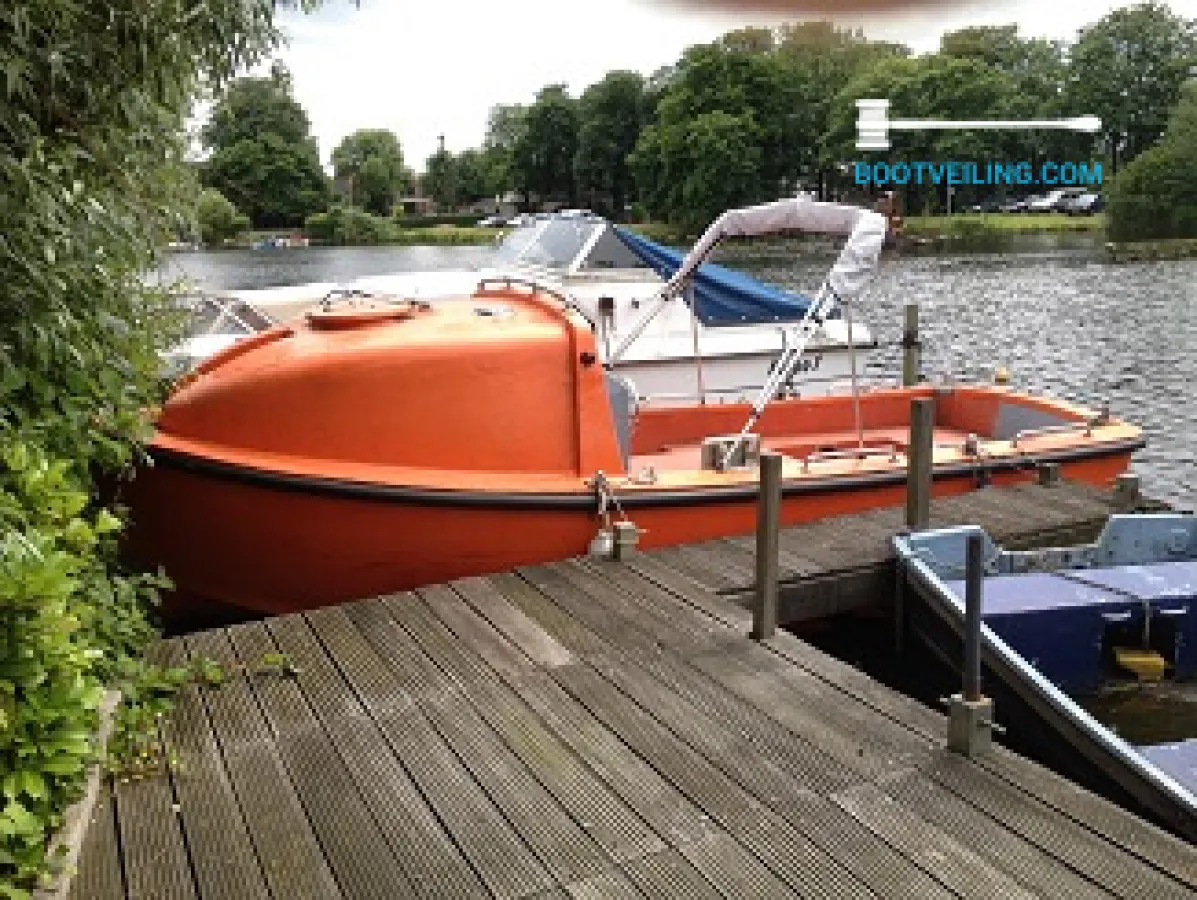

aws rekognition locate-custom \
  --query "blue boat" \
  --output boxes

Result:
[894,515,1197,842]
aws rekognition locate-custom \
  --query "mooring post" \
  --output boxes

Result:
[901,303,920,387]
[906,397,933,531]
[963,532,983,702]
[947,531,996,757]
[1113,473,1141,512]
[752,452,782,641]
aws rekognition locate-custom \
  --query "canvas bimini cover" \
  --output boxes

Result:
[663,197,887,308]
[612,226,816,325]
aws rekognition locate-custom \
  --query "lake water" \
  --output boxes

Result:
[166,234,1197,512]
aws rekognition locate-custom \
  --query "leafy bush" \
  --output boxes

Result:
[305,206,397,244]
[0,1,310,893]
[394,213,485,228]
[1107,83,1197,242]
[197,188,251,245]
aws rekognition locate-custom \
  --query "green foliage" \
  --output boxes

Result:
[332,129,412,216]
[575,72,647,216]
[305,205,395,244]
[196,189,250,245]
[513,85,581,205]
[1068,2,1197,171]
[202,68,330,228]
[423,146,461,212]
[395,213,485,229]
[0,0,320,891]
[632,110,762,235]
[1107,83,1197,242]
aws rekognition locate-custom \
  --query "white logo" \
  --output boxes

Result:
[856,99,1101,151]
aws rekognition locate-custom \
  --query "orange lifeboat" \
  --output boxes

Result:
[124,278,1144,618]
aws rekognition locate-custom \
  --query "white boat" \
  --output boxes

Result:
[163,201,881,405]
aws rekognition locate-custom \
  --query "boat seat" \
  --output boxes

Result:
[605,372,637,467]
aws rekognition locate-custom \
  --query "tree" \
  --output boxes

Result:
[332,129,412,216]
[1068,2,1197,171]
[424,146,460,211]
[454,149,492,205]
[481,104,528,200]
[513,85,580,206]
[1107,82,1197,240]
[0,0,322,889]
[197,188,251,244]
[826,54,1019,211]
[575,71,647,216]
[201,68,329,227]
[632,110,762,234]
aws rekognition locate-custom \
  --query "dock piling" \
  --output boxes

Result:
[906,397,934,531]
[751,451,782,640]
[901,303,920,387]
[947,531,996,757]
[1113,473,1141,511]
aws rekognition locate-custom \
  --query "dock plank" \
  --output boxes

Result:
[68,780,123,900]
[183,629,344,899]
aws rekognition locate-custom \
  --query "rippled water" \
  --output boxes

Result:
[168,235,1197,511]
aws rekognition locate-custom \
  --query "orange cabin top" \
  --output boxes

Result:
[155,289,627,479]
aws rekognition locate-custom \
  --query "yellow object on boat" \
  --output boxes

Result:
[1113,647,1167,682]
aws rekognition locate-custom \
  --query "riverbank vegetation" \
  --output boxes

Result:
[0,2,318,894]
[903,213,1106,238]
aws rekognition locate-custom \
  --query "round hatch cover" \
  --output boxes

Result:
[306,294,430,329]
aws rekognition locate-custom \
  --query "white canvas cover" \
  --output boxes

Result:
[660,197,888,304]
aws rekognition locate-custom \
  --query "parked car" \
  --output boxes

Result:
[1063,193,1104,216]
[477,216,509,228]
[998,197,1029,213]
[1026,190,1066,214]
[968,198,1001,213]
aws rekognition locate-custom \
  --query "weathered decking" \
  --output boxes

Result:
[71,482,1196,899]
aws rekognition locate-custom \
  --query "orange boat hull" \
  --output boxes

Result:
[125,445,1135,618]
[129,285,1144,620]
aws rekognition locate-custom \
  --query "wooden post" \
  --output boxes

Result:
[963,532,984,702]
[901,303,920,387]
[1113,473,1141,512]
[752,452,782,641]
[906,398,933,531]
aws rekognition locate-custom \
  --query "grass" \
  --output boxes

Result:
[1105,237,1197,262]
[903,212,1105,237]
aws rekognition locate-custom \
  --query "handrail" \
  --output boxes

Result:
[475,276,595,327]
[1010,420,1094,448]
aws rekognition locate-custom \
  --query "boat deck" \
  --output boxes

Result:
[72,488,1197,899]
[631,426,970,472]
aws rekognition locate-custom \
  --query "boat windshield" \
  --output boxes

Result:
[492,217,654,272]
[182,296,274,337]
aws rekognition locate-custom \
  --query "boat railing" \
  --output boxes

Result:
[476,275,595,327]
[1010,420,1095,448]
[634,375,902,408]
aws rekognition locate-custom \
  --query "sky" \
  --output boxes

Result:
[252,0,1197,173]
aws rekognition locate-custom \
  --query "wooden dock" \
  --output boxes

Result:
[69,482,1195,899]
[670,479,1168,623]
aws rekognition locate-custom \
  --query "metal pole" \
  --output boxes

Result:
[751,452,782,640]
[901,303,920,387]
[845,298,863,449]
[963,532,984,702]
[906,397,933,530]
[689,285,707,405]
